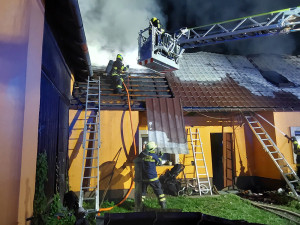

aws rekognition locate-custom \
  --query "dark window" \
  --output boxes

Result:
[260,70,295,87]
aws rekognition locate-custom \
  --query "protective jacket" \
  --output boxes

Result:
[292,137,300,154]
[111,58,126,76]
[141,151,162,181]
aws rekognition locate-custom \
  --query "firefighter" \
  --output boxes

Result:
[140,141,166,209]
[110,54,128,94]
[291,136,300,177]
[149,17,165,45]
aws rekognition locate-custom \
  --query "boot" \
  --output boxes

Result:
[160,201,167,209]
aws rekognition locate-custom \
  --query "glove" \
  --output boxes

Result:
[158,151,163,157]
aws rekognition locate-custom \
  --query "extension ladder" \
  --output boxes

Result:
[79,76,101,212]
[244,114,300,199]
[189,128,213,196]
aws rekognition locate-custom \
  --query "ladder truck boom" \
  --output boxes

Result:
[137,6,300,73]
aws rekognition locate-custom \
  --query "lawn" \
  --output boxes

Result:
[97,194,300,225]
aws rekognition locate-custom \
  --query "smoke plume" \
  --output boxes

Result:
[78,0,165,68]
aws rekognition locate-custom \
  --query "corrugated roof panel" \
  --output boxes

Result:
[146,98,189,154]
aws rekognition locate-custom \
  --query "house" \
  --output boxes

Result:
[69,51,300,201]
[0,0,91,224]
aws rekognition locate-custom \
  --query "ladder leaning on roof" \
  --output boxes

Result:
[189,128,213,196]
[244,113,300,200]
[79,76,101,212]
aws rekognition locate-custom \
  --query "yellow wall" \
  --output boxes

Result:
[69,111,300,195]
[274,112,300,171]
[69,110,139,192]
[251,112,281,179]
[0,0,44,224]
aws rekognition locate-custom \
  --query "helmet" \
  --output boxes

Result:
[117,54,123,61]
[146,141,157,153]
[151,17,158,23]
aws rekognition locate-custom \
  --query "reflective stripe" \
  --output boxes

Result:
[159,194,165,198]
[149,177,158,182]
[117,85,122,88]
[159,198,166,202]
[120,78,124,82]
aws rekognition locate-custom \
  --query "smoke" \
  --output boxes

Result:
[78,0,165,68]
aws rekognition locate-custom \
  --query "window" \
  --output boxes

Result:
[139,130,177,166]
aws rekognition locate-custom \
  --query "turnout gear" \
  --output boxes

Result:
[140,142,166,209]
[110,54,128,94]
[149,17,165,45]
[291,136,300,177]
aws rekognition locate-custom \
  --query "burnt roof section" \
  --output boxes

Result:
[71,69,173,110]
[166,52,300,112]
[45,0,92,81]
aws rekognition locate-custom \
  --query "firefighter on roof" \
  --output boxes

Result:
[140,141,166,209]
[110,54,128,94]
[291,136,300,177]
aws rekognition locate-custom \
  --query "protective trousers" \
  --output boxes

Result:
[112,75,123,94]
[141,180,166,209]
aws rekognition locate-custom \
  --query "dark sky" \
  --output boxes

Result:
[156,0,300,55]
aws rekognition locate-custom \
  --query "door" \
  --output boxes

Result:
[211,133,235,190]
[211,133,223,190]
[223,133,234,188]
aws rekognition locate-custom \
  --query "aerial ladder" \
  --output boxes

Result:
[138,6,300,73]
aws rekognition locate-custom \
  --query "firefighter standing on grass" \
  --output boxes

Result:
[291,136,300,177]
[140,141,166,209]
[110,54,128,94]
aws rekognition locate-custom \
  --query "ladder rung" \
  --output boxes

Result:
[249,121,258,123]
[197,166,206,168]
[270,151,279,154]
[198,174,207,176]
[256,133,265,135]
[87,131,98,133]
[265,145,273,147]
[84,157,98,159]
[86,108,98,110]
[87,100,99,103]
[196,159,204,161]
[199,181,210,183]
[85,148,97,150]
[86,123,97,125]
[84,139,98,141]
[88,87,99,89]
[83,198,95,200]
[85,166,98,169]
[88,93,99,96]
[82,186,97,189]
[290,180,300,183]
[253,127,261,129]
[261,139,269,141]
[274,158,283,161]
[284,172,294,176]
[194,145,202,147]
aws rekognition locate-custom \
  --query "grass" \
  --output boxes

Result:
[98,194,300,225]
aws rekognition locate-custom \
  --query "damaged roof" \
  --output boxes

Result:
[166,52,300,112]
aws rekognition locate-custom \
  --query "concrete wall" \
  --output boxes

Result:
[0,0,44,224]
